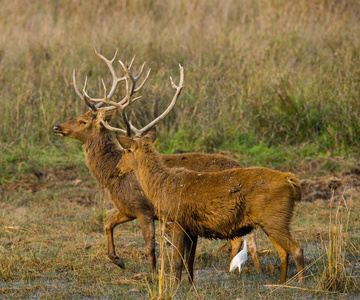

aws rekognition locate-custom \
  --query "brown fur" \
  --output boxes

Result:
[53,108,260,281]
[116,128,304,284]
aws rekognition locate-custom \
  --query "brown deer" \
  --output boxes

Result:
[53,48,260,281]
[115,128,304,284]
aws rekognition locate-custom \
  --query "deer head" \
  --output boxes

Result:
[53,47,152,143]
[115,127,157,175]
[53,107,116,142]
[54,47,184,143]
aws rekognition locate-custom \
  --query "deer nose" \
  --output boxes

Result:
[53,125,60,132]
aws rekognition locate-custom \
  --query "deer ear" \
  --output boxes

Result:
[84,110,94,117]
[116,135,134,150]
[95,107,117,128]
[143,126,157,143]
[102,107,117,122]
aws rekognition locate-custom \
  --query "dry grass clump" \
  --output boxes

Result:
[319,196,359,293]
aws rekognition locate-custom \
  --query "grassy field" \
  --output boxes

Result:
[1,0,360,298]
[1,167,359,299]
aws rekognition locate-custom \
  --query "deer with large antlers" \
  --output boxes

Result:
[53,48,260,281]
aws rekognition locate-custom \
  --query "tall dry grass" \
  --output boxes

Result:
[1,0,360,167]
[319,196,359,293]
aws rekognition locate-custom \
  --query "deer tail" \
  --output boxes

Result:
[286,174,302,202]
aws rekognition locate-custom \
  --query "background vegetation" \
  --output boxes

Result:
[1,0,360,179]
[1,0,359,298]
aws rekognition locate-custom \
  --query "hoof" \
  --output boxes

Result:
[112,256,126,269]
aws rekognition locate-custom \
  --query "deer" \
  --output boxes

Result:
[53,48,260,282]
[115,130,304,284]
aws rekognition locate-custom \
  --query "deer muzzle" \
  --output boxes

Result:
[53,125,67,136]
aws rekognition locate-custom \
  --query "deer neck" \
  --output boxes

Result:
[83,131,122,188]
[133,148,170,204]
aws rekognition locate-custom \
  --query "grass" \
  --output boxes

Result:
[1,0,360,181]
[319,196,359,293]
[1,0,360,298]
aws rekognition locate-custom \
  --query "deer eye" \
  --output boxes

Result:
[78,120,87,126]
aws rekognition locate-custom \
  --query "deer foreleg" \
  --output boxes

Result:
[105,211,134,269]
[137,214,157,276]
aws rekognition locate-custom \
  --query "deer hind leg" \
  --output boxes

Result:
[267,231,304,285]
[289,237,304,285]
[137,214,157,276]
[184,233,198,284]
[267,235,289,283]
[105,211,134,269]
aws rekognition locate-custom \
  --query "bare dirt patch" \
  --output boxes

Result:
[301,172,360,203]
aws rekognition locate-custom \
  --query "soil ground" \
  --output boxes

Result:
[1,165,359,299]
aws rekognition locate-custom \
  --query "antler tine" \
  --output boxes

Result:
[99,119,127,135]
[134,67,152,93]
[128,55,136,70]
[118,60,151,107]
[74,48,159,137]
[73,48,139,112]
[93,47,127,100]
[73,69,83,99]
[81,77,110,107]
[130,64,184,137]
[73,69,99,111]
[83,48,150,113]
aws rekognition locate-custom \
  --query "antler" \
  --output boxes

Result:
[73,47,151,131]
[130,64,184,137]
[73,47,183,137]
[73,47,122,111]
[101,63,184,137]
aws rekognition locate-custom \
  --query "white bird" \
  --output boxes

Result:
[229,235,248,273]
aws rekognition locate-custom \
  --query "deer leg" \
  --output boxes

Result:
[137,214,157,275]
[267,232,304,285]
[184,233,198,284]
[247,232,261,273]
[267,235,289,283]
[105,211,134,269]
[288,237,304,285]
[172,224,186,283]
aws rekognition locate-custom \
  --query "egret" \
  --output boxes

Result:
[229,235,248,273]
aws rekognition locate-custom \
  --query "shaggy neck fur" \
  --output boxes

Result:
[83,130,123,189]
